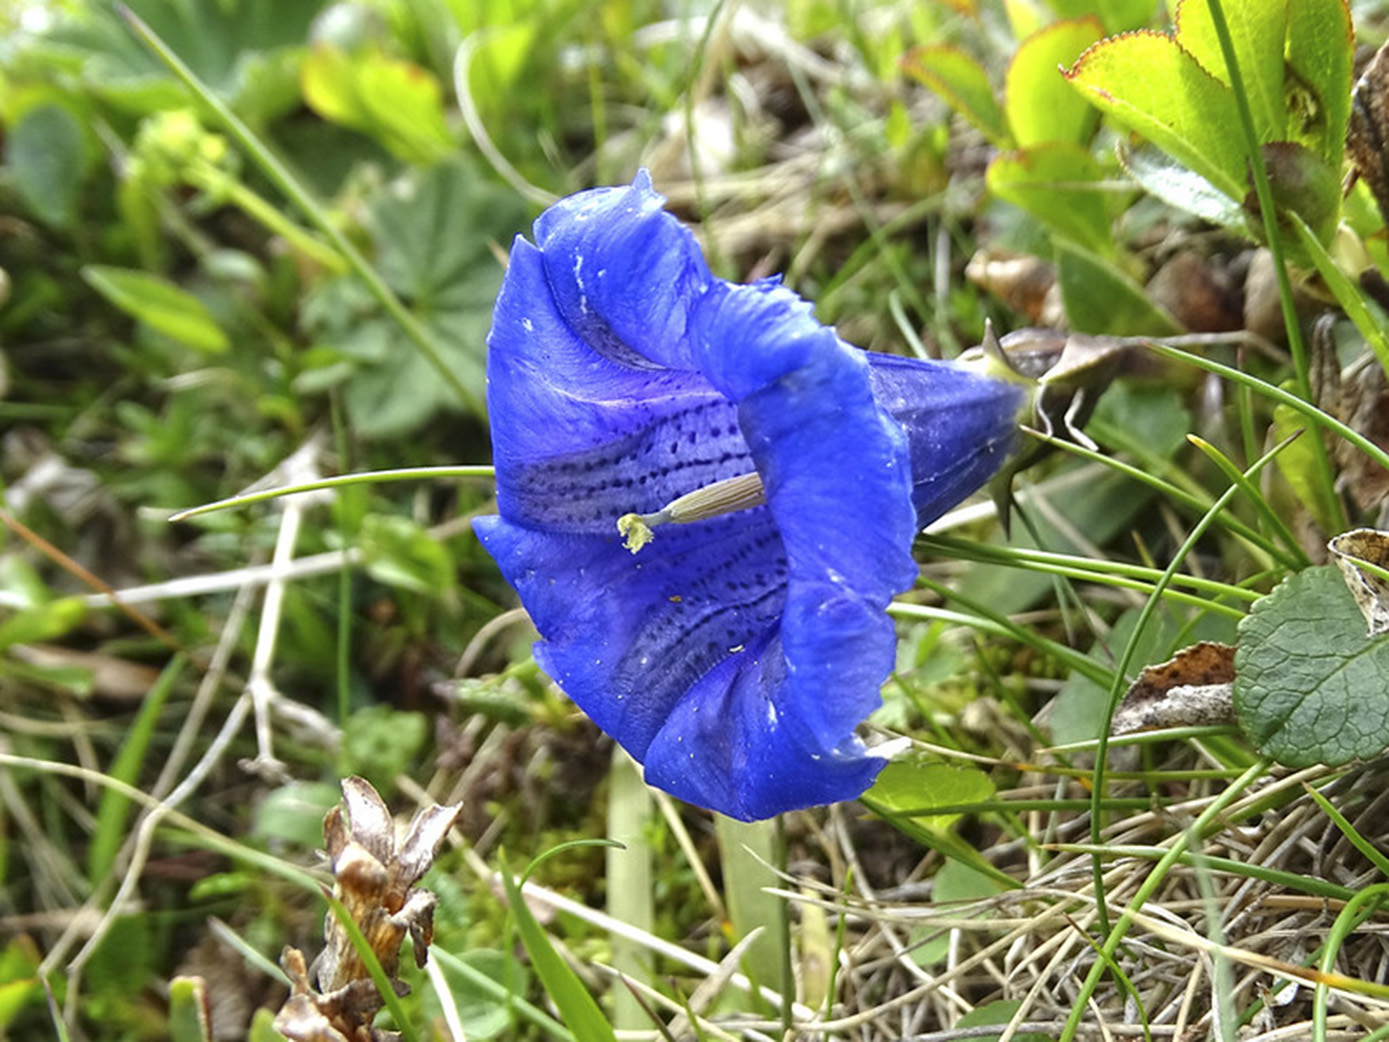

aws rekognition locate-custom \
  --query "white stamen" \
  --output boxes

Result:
[617,471,766,553]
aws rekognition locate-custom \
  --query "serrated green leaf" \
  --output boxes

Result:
[1004,18,1103,148]
[987,143,1113,255]
[82,266,229,353]
[1235,566,1389,766]
[1284,0,1353,165]
[1065,30,1245,201]
[1172,0,1288,141]
[902,45,1008,147]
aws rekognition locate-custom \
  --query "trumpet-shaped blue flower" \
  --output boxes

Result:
[474,172,1025,820]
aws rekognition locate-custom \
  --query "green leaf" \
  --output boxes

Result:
[987,143,1113,255]
[168,978,213,1042]
[1270,397,1342,537]
[338,705,428,792]
[251,781,343,849]
[1284,0,1353,165]
[1053,239,1183,336]
[1172,0,1288,141]
[1047,0,1155,33]
[1236,566,1389,766]
[868,760,995,832]
[82,267,230,353]
[423,949,524,1041]
[902,45,1008,147]
[1289,213,1389,376]
[1004,18,1103,148]
[500,851,617,1042]
[1065,30,1245,201]
[0,597,87,653]
[302,159,525,434]
[6,104,89,229]
[301,46,456,165]
[1121,142,1250,230]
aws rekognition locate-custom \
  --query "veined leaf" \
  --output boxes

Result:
[1236,566,1389,767]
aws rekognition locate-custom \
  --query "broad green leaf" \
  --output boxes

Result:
[423,949,525,1041]
[1173,0,1288,141]
[868,760,995,832]
[0,597,87,653]
[1048,0,1155,33]
[1235,566,1389,766]
[902,45,1009,147]
[301,46,455,165]
[1054,239,1183,336]
[251,781,343,849]
[1065,31,1245,201]
[500,851,617,1042]
[1271,398,1342,535]
[1004,18,1103,148]
[301,160,525,434]
[987,143,1113,255]
[6,104,89,229]
[1284,0,1353,164]
[168,978,213,1042]
[82,266,230,353]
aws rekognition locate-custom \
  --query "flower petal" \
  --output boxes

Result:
[474,172,1026,820]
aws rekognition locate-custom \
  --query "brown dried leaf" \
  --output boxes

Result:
[1328,528,1389,635]
[1349,38,1389,227]
[1112,642,1237,735]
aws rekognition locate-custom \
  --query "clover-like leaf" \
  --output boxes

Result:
[1235,565,1389,767]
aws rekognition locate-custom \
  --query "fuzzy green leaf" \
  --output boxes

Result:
[1005,17,1103,148]
[1235,566,1389,766]
[903,44,1008,146]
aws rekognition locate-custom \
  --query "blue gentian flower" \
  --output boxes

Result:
[473,172,1026,820]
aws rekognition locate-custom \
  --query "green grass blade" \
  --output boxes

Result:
[500,850,618,1042]
[606,749,654,1031]
[87,654,187,883]
[168,466,495,521]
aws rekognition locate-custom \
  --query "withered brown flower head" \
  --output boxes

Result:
[275,777,463,1042]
